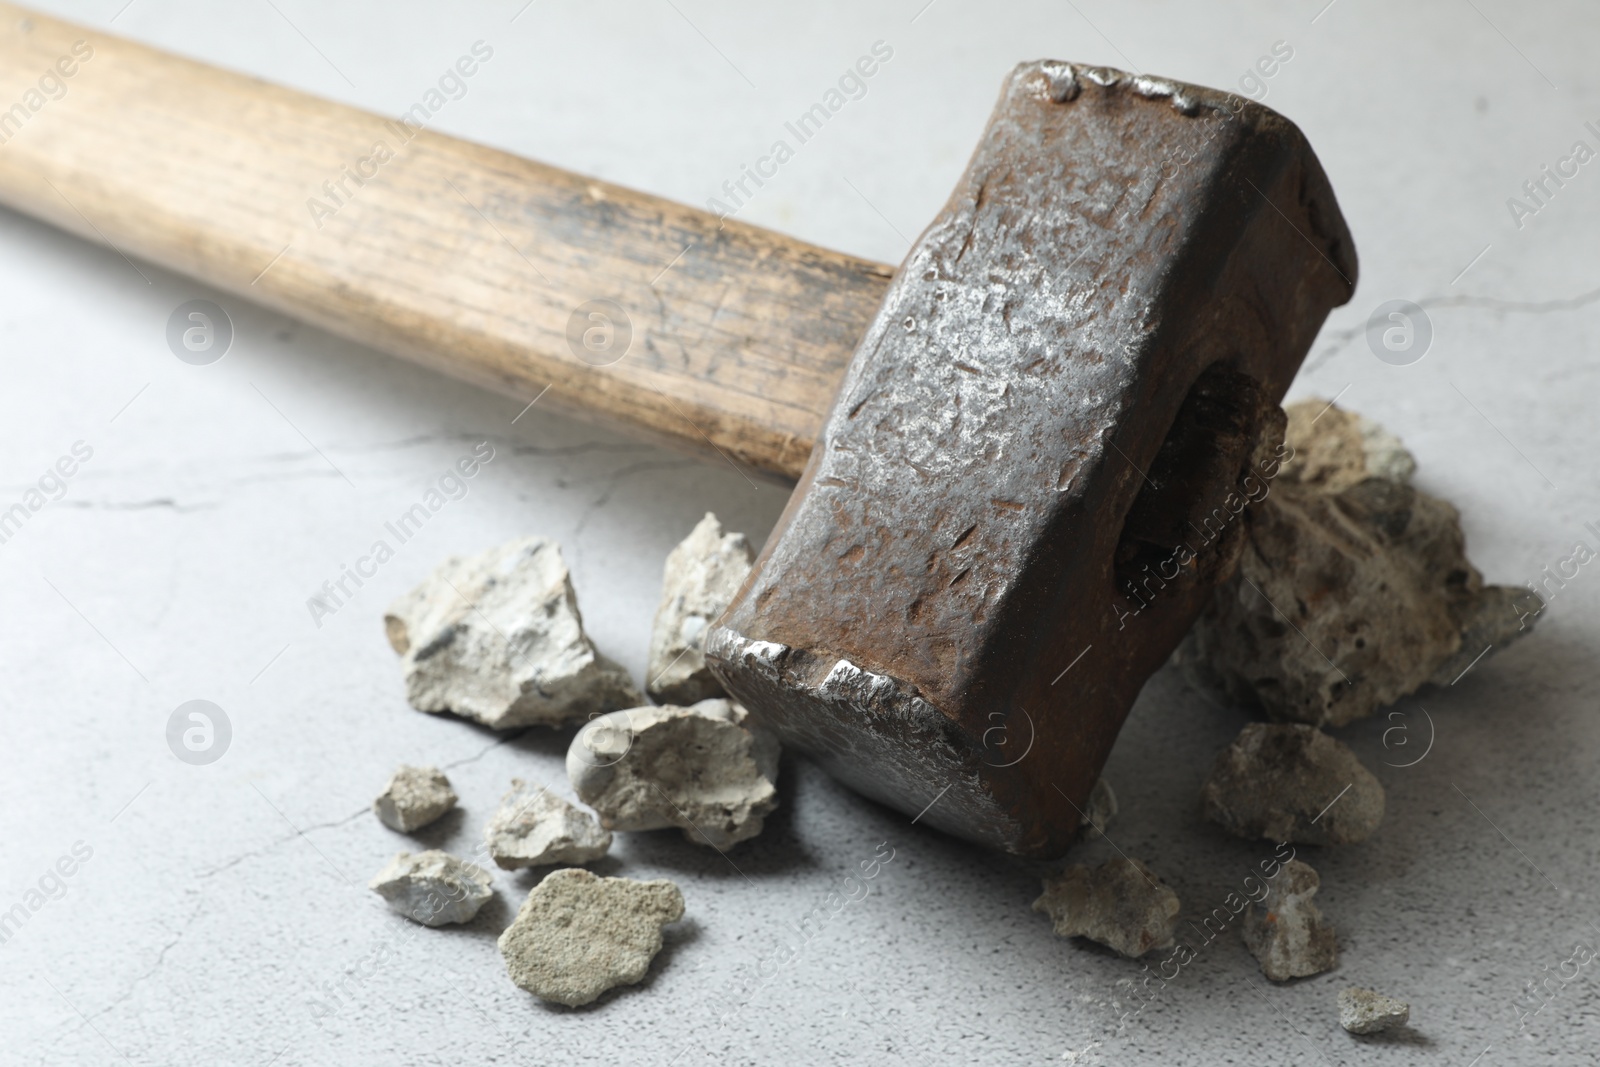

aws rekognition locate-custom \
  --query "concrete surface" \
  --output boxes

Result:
[2,1,1597,1064]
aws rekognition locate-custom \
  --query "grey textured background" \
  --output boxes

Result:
[2,1,1597,1064]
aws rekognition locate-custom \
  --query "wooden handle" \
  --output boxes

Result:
[0,4,894,480]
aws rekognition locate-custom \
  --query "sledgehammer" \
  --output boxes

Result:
[0,7,1355,857]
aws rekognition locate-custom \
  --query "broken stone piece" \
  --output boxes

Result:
[1080,778,1117,840]
[1201,723,1384,845]
[1032,857,1180,958]
[369,850,493,926]
[567,698,779,850]
[1180,399,1539,727]
[372,765,458,832]
[1339,986,1410,1034]
[1428,582,1537,687]
[1241,859,1338,980]
[1280,400,1417,492]
[646,513,755,705]
[498,868,684,1007]
[485,779,612,869]
[384,537,642,729]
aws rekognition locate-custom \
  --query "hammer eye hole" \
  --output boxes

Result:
[1111,362,1274,616]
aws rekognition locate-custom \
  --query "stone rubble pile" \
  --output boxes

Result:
[365,513,768,1006]
[361,420,1508,1018]
[1030,401,1528,1015]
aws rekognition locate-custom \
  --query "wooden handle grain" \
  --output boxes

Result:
[0,4,894,480]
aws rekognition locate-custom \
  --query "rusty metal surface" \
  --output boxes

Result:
[708,60,1357,858]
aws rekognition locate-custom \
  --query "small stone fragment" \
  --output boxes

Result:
[369,850,494,926]
[1180,399,1539,727]
[1428,582,1538,687]
[1201,723,1384,845]
[499,868,684,1007]
[646,513,755,704]
[1032,857,1180,958]
[372,765,458,832]
[1080,778,1117,839]
[1339,986,1410,1034]
[1241,859,1338,980]
[485,779,612,869]
[384,537,641,729]
[568,698,779,850]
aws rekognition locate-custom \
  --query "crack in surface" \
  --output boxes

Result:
[299,806,371,835]
[571,458,700,541]
[57,498,218,513]
[509,441,657,459]
[443,730,528,769]
[82,892,207,1025]
[1306,282,1600,372]
[194,806,367,880]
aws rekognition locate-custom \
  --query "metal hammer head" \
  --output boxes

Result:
[706,61,1357,858]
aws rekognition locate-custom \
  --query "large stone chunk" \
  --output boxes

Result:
[647,513,755,705]
[567,699,779,850]
[369,850,494,926]
[1032,857,1180,958]
[1181,399,1538,727]
[498,868,684,1007]
[485,779,611,869]
[372,764,458,832]
[1339,986,1410,1034]
[384,537,641,729]
[1241,859,1338,980]
[1201,723,1384,845]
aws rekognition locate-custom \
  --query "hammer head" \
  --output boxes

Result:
[706,61,1356,858]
